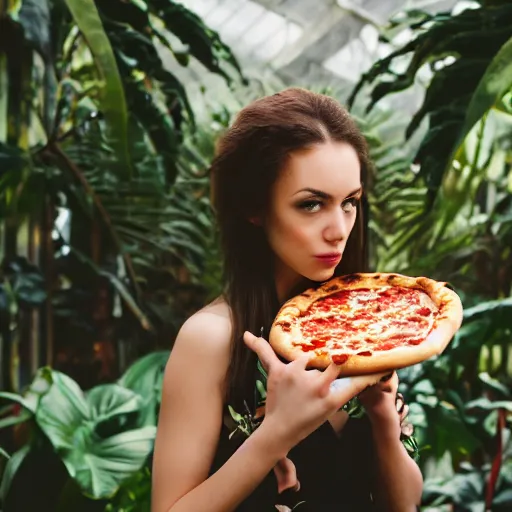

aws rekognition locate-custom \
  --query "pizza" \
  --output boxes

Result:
[269,273,463,375]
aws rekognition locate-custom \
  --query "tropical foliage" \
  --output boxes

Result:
[0,0,243,394]
[2,0,512,510]
[349,1,512,509]
[0,0,239,508]
[0,351,169,510]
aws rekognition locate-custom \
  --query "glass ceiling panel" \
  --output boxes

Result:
[178,0,459,82]
[180,0,303,63]
[170,0,460,118]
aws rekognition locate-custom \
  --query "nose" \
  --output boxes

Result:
[324,208,351,243]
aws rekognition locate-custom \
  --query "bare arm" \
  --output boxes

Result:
[371,424,423,512]
[359,373,423,511]
[152,313,286,512]
[152,323,386,512]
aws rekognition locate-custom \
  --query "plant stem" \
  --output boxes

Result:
[48,141,143,304]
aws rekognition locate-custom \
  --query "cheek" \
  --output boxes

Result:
[285,222,312,245]
[271,210,313,247]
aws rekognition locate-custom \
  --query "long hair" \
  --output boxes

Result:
[210,88,370,410]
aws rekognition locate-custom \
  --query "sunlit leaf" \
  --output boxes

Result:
[118,351,169,426]
[456,35,512,151]
[63,0,132,177]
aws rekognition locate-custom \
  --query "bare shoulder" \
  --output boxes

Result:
[168,297,232,376]
[188,296,232,331]
[152,299,233,511]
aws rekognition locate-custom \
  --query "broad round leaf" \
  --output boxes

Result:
[67,426,156,499]
[86,384,141,424]
[34,371,155,498]
[36,371,89,451]
[118,351,169,426]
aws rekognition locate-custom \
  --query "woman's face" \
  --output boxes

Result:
[264,141,362,298]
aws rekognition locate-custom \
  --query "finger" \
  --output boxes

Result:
[321,362,342,385]
[379,371,398,393]
[243,331,280,372]
[274,457,300,494]
[328,372,387,405]
[289,353,310,371]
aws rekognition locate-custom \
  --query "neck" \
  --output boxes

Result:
[274,260,308,304]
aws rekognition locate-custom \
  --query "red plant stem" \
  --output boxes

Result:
[485,408,506,510]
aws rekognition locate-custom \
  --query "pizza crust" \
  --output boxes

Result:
[269,272,463,376]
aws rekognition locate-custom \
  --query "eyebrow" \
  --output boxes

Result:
[293,186,363,200]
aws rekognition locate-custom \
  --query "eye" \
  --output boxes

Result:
[298,200,322,213]
[341,197,359,213]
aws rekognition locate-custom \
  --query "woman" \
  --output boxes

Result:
[151,88,423,511]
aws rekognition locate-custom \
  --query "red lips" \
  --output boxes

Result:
[315,253,342,265]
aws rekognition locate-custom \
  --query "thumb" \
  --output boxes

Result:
[274,456,300,494]
[328,373,386,406]
[243,331,279,373]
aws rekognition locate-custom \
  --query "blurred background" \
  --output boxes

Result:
[0,0,511,510]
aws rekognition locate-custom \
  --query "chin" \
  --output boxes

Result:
[306,268,336,284]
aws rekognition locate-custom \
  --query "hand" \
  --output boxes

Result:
[274,455,299,494]
[243,331,386,452]
[358,371,401,435]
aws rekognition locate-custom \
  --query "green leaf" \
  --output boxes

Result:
[62,0,132,178]
[411,379,436,396]
[424,400,481,458]
[227,405,244,423]
[456,35,512,151]
[67,426,156,499]
[34,370,156,498]
[478,372,511,399]
[256,359,268,381]
[465,397,512,413]
[255,380,266,401]
[119,351,169,390]
[118,351,169,426]
[0,392,36,413]
[494,487,512,506]
[147,0,244,83]
[464,297,512,321]
[36,371,90,451]
[86,384,141,424]
[17,0,51,57]
[423,470,485,506]
[0,408,32,430]
[0,367,52,422]
[0,444,31,502]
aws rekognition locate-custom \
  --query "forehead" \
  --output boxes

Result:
[275,141,361,197]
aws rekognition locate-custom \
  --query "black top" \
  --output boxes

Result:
[209,352,418,511]
[210,413,378,511]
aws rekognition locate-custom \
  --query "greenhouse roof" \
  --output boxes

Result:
[177,0,459,88]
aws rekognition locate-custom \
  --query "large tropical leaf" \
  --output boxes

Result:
[86,384,142,424]
[457,35,512,151]
[118,350,169,426]
[463,297,512,323]
[34,369,155,498]
[62,0,131,177]
[146,0,244,83]
[65,427,156,499]
[349,2,512,207]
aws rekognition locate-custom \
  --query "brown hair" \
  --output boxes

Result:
[210,88,370,410]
